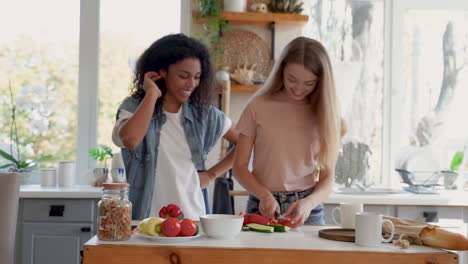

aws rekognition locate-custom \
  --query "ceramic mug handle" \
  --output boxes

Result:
[332,207,342,226]
[381,219,395,243]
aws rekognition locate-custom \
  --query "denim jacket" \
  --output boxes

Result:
[117,96,226,220]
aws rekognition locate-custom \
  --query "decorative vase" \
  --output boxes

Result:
[224,0,246,12]
[0,172,20,264]
[440,170,458,190]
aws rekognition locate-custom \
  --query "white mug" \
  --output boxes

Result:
[58,161,75,187]
[40,168,57,187]
[332,203,363,228]
[355,212,395,247]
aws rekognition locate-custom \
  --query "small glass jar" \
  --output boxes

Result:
[97,183,132,241]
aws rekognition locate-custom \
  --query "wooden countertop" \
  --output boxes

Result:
[83,225,458,264]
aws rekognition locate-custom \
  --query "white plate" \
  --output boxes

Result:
[134,232,201,243]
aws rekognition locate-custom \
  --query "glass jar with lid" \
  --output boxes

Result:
[97,183,132,241]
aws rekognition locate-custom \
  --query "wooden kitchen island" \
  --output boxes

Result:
[83,225,458,264]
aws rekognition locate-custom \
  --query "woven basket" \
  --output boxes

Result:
[221,29,272,77]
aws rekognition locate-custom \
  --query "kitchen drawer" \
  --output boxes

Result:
[396,205,464,223]
[22,199,96,222]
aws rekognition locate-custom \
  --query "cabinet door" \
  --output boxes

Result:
[396,206,464,222]
[21,223,93,264]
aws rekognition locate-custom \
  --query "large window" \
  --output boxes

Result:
[391,0,468,185]
[97,0,181,153]
[0,0,80,172]
[0,0,182,184]
[305,0,468,188]
[304,0,385,187]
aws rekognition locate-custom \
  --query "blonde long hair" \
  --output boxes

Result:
[254,36,343,170]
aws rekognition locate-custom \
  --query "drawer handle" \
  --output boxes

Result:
[81,227,91,232]
[423,211,438,222]
[49,205,65,217]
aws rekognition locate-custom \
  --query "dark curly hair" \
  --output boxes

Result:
[130,33,215,109]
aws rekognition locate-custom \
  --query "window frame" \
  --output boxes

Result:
[388,0,468,186]
[75,0,186,184]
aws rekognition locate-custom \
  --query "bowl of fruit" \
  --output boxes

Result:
[199,214,244,240]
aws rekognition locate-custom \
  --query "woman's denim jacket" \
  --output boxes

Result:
[117,96,226,220]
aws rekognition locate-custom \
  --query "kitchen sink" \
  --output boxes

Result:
[334,188,406,195]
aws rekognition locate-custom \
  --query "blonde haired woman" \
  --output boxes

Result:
[234,37,345,226]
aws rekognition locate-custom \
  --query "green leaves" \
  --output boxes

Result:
[0,149,52,170]
[193,0,229,65]
[88,144,114,162]
[0,149,20,167]
[450,151,464,171]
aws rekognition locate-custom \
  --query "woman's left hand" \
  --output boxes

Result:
[198,171,216,189]
[284,198,316,227]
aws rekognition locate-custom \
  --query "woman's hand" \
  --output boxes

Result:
[258,194,280,219]
[284,198,316,227]
[142,71,162,98]
[198,171,216,189]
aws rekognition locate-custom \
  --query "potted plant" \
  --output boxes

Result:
[441,147,465,190]
[88,144,114,186]
[193,0,229,64]
[0,82,52,183]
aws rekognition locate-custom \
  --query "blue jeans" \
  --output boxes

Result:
[246,188,325,225]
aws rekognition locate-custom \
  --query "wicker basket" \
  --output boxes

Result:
[221,29,272,77]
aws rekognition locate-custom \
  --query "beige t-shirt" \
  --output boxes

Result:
[237,91,320,192]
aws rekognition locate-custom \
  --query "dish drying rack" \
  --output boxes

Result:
[395,169,441,194]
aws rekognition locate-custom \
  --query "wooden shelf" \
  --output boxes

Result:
[194,11,309,26]
[231,84,260,94]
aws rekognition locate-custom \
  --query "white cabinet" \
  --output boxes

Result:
[396,206,466,223]
[16,198,98,264]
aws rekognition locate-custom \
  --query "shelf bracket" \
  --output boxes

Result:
[269,22,276,59]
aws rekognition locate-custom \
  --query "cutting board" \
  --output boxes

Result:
[318,228,355,242]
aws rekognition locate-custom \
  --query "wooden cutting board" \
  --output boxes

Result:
[318,228,355,242]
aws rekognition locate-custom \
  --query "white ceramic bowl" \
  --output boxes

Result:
[199,214,243,239]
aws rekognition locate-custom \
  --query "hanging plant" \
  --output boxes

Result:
[193,0,229,65]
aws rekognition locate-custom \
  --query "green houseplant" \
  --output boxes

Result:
[88,144,114,186]
[441,147,466,189]
[88,144,114,168]
[0,82,52,182]
[193,0,229,64]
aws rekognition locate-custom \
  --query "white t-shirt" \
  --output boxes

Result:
[112,108,231,220]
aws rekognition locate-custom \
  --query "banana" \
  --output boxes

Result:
[138,217,164,236]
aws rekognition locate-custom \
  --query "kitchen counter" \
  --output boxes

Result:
[18,185,468,206]
[83,225,458,264]
[326,190,468,207]
[19,184,102,199]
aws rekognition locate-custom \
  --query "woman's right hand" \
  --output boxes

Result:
[258,194,280,219]
[142,71,162,98]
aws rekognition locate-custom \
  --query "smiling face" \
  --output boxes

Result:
[160,57,201,105]
[282,63,318,101]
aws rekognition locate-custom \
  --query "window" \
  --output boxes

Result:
[1,0,183,184]
[97,0,181,153]
[304,0,385,187]
[0,0,79,169]
[305,0,468,188]
[391,0,468,185]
